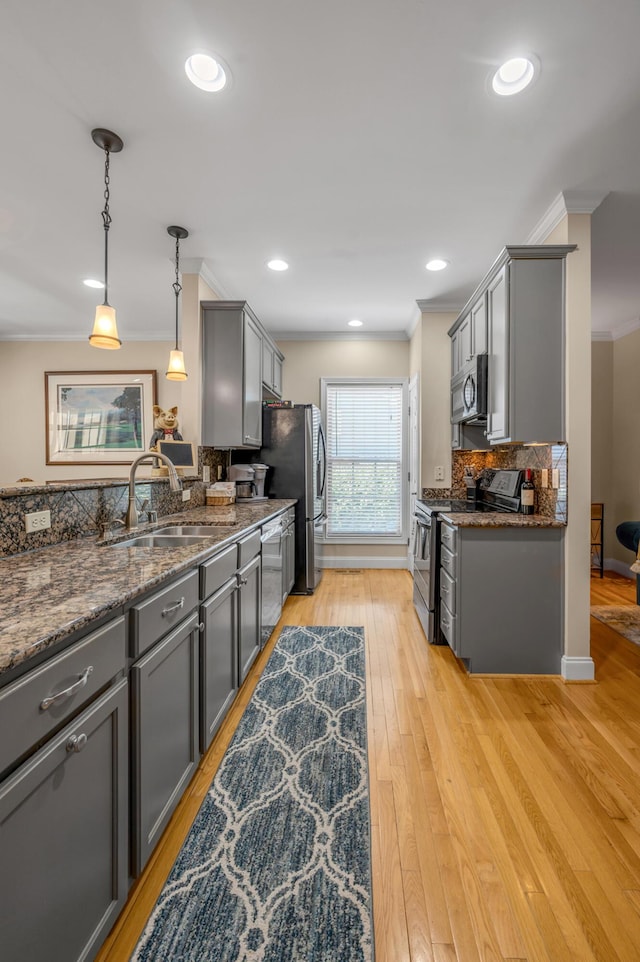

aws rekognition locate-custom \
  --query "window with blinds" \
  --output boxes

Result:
[322,378,407,540]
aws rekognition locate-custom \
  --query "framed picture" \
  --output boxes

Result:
[45,371,157,465]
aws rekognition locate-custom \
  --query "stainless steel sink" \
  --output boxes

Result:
[156,524,237,534]
[112,534,214,548]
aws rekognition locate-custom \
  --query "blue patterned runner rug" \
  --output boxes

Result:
[132,625,373,962]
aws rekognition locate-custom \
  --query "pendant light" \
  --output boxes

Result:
[166,225,189,380]
[89,128,124,349]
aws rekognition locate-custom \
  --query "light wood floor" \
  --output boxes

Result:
[97,568,640,962]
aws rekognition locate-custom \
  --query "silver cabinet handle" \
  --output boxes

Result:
[162,596,185,617]
[66,733,88,753]
[198,622,205,632]
[40,666,94,711]
[237,576,248,586]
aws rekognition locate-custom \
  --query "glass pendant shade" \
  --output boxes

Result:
[89,304,121,349]
[166,349,188,381]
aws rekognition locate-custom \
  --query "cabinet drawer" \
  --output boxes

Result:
[440,543,456,579]
[440,523,457,553]
[238,529,261,567]
[440,599,456,647]
[0,616,126,776]
[201,543,238,599]
[130,570,199,658]
[440,567,456,615]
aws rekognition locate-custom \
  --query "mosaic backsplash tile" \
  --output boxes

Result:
[421,443,567,522]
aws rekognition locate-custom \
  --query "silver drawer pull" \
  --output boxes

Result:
[162,596,185,617]
[40,666,94,711]
[237,576,248,586]
[66,733,88,753]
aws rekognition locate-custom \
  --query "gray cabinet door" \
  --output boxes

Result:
[272,352,283,397]
[243,312,263,447]
[470,293,487,356]
[200,578,238,752]
[131,611,200,875]
[238,553,261,684]
[486,265,509,442]
[0,679,128,962]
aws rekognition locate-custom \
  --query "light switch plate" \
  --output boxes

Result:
[541,469,549,488]
[202,465,211,484]
[434,465,445,481]
[182,489,191,502]
[552,468,560,489]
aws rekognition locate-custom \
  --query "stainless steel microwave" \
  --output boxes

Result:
[451,354,488,424]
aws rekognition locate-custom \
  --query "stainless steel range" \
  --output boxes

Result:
[412,470,523,645]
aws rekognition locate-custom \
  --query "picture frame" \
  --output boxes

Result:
[45,371,157,465]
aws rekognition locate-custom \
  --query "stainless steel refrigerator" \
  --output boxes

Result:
[260,404,326,593]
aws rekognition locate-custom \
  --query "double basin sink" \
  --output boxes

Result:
[111,524,237,548]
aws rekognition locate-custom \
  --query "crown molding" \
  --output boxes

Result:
[592,316,640,341]
[415,299,462,314]
[181,258,230,299]
[527,190,609,244]
[271,330,408,342]
[591,330,613,341]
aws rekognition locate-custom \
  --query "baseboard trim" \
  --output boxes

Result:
[604,557,634,579]
[561,655,596,682]
[321,556,409,570]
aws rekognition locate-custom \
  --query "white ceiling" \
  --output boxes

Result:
[1,0,640,342]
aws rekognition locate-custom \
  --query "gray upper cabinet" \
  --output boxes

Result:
[450,245,575,446]
[262,335,284,398]
[202,300,285,447]
[202,300,264,448]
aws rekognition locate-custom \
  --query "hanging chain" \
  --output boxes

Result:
[172,234,182,347]
[101,147,111,301]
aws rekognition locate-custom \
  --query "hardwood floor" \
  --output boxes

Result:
[97,568,640,962]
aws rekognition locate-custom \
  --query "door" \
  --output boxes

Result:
[238,553,261,684]
[486,265,509,442]
[242,312,263,446]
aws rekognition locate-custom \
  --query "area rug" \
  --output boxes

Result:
[590,605,640,646]
[132,625,373,962]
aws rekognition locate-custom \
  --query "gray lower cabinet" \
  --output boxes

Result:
[130,580,200,876]
[439,521,563,673]
[282,508,296,601]
[238,552,262,684]
[0,677,129,962]
[200,543,240,753]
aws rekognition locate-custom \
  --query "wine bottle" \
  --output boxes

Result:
[520,468,535,515]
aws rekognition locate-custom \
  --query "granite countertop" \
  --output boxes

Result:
[0,500,295,680]
[439,511,565,528]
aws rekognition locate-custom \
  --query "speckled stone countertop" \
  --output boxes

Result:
[438,511,565,528]
[0,500,295,681]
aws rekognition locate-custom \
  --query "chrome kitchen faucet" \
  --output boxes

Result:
[126,452,182,530]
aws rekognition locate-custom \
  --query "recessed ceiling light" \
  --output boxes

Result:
[267,259,289,271]
[348,319,363,327]
[185,53,228,92]
[425,258,449,272]
[492,57,536,96]
[83,278,105,289]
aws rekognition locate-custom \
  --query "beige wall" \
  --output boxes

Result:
[546,214,593,671]
[0,340,185,485]
[276,337,410,567]
[591,341,615,556]
[418,312,456,490]
[277,338,409,407]
[611,328,640,565]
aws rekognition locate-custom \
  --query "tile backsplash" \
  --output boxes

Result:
[422,443,567,521]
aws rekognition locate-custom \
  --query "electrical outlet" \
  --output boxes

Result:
[552,468,560,489]
[202,465,211,484]
[25,510,51,533]
[182,488,191,502]
[541,469,549,488]
[434,465,445,481]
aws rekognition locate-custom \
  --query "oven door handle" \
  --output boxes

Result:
[413,517,430,560]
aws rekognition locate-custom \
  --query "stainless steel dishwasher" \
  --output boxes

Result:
[260,517,284,647]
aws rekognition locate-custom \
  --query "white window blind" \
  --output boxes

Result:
[323,380,405,538]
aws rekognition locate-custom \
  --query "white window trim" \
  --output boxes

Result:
[320,376,409,545]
